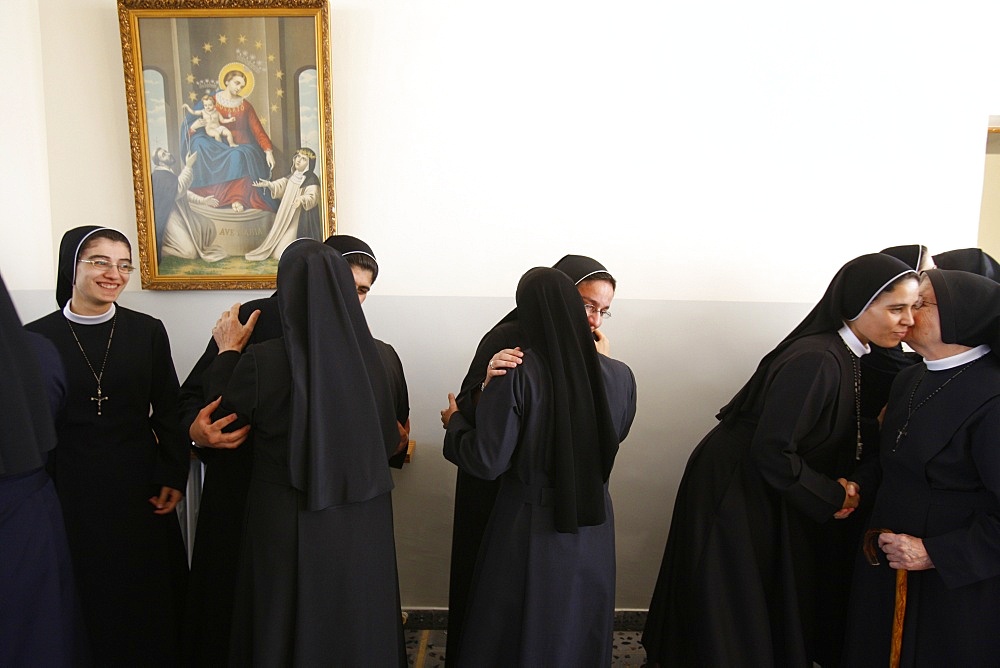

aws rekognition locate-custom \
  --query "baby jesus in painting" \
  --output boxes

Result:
[183,96,237,147]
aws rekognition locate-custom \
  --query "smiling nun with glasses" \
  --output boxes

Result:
[25,226,189,665]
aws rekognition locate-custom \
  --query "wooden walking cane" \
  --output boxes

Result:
[863,528,908,668]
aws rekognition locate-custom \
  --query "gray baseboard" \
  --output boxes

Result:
[402,609,648,631]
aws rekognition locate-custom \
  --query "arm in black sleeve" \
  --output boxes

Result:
[149,320,190,492]
[206,349,257,431]
[377,341,410,469]
[454,322,522,423]
[749,349,848,522]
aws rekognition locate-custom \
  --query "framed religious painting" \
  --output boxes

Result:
[118,0,335,290]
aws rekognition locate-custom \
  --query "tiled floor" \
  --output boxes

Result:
[404,630,647,667]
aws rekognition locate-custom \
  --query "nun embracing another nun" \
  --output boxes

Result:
[843,269,1000,666]
[441,266,636,666]
[642,253,920,667]
[205,239,405,666]
[15,226,1000,668]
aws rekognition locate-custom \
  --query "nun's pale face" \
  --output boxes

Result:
[850,277,918,347]
[351,266,374,304]
[903,279,942,356]
[72,238,131,315]
[577,279,614,332]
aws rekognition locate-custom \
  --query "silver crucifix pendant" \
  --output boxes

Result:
[91,388,108,416]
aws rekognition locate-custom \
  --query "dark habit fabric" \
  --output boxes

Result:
[933,247,1000,282]
[859,249,929,457]
[25,225,189,665]
[859,343,921,453]
[181,241,406,663]
[25,310,189,665]
[444,254,611,666]
[207,240,404,666]
[927,268,1000,351]
[845,359,1000,665]
[642,332,868,666]
[642,253,918,667]
[55,225,103,308]
[278,240,397,510]
[880,244,927,271]
[445,316,524,668]
[719,253,915,426]
[443,266,635,666]
[180,294,282,667]
[324,234,410,467]
[845,270,1000,665]
[1,272,86,667]
[0,274,57,476]
[514,267,619,532]
[444,352,636,666]
[376,339,410,469]
[324,233,377,264]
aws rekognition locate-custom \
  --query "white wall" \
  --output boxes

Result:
[0,0,54,288]
[4,0,998,608]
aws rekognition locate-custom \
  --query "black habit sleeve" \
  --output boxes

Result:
[178,296,280,461]
[149,320,190,492]
[454,321,524,423]
[204,350,254,430]
[749,348,848,522]
[376,340,410,469]
[444,369,523,481]
[923,397,1000,589]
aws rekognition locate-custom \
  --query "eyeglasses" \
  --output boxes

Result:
[78,259,136,274]
[913,299,937,310]
[583,303,612,319]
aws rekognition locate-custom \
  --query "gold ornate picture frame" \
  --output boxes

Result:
[118,0,334,290]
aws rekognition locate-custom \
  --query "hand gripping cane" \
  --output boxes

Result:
[863,528,908,668]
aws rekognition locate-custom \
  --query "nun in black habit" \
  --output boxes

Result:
[880,244,932,274]
[24,226,190,665]
[0,273,84,666]
[180,233,407,665]
[443,254,616,665]
[933,247,1000,281]
[205,239,405,666]
[858,246,930,463]
[641,253,919,667]
[844,269,1000,666]
[442,267,636,666]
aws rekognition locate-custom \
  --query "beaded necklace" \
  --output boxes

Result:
[66,314,117,416]
[892,356,983,451]
[842,339,863,461]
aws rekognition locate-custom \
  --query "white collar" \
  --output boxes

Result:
[63,301,116,325]
[925,345,991,371]
[838,323,870,357]
[288,168,307,185]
